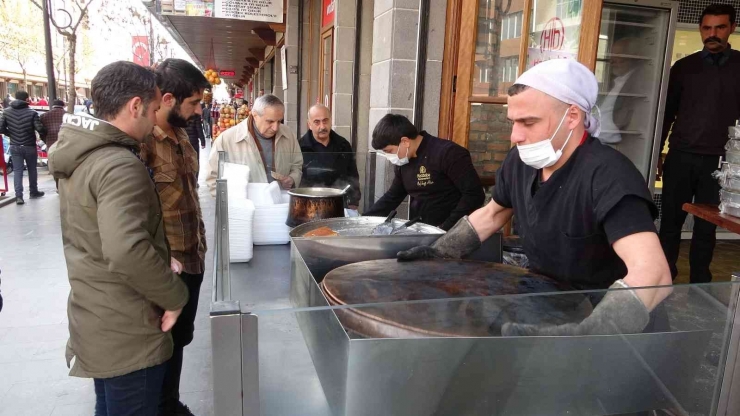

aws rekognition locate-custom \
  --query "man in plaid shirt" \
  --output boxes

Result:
[41,100,66,189]
[139,59,210,416]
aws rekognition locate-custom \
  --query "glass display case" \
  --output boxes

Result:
[209,152,740,415]
[595,0,676,188]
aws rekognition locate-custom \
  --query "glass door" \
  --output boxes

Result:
[595,2,671,181]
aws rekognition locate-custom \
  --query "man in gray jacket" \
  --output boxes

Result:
[49,61,189,416]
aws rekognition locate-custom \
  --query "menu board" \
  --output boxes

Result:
[158,0,283,23]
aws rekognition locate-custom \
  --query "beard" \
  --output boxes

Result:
[167,103,189,128]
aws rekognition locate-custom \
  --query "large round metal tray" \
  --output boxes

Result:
[289,216,445,237]
[321,259,592,338]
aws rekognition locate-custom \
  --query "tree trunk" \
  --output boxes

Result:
[21,67,28,93]
[67,34,76,113]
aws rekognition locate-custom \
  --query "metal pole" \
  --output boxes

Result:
[42,0,57,102]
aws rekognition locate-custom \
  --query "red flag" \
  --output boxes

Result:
[132,36,150,67]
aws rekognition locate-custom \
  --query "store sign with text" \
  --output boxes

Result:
[157,0,283,23]
[526,8,582,69]
[322,0,335,27]
[219,69,236,77]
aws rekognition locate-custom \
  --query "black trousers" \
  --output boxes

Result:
[658,150,721,283]
[159,271,204,414]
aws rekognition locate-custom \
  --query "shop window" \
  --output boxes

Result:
[471,0,525,98]
[319,28,334,108]
[556,0,582,20]
[501,12,523,41]
[33,85,43,99]
[8,82,18,97]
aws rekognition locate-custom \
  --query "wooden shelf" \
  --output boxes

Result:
[683,203,740,235]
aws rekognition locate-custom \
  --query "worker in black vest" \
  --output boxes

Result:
[659,4,739,284]
[399,59,673,336]
[365,114,485,231]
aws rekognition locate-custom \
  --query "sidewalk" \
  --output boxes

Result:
[0,151,215,416]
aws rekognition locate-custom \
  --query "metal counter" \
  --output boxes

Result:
[209,179,740,416]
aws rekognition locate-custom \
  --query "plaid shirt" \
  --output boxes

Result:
[40,107,65,148]
[140,126,206,274]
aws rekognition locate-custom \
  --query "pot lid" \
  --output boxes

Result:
[289,187,347,197]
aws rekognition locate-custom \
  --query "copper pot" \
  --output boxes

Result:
[286,187,348,227]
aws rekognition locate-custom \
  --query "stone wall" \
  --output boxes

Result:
[468,103,512,177]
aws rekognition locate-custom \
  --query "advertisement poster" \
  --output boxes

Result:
[158,0,283,22]
[322,0,335,27]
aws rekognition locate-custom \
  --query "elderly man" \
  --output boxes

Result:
[401,59,672,336]
[207,94,302,194]
[300,104,361,209]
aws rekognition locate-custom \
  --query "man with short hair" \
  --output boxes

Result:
[207,94,303,193]
[365,114,484,231]
[41,99,67,189]
[300,104,361,209]
[659,4,740,284]
[0,90,47,204]
[48,61,189,416]
[139,58,210,416]
[401,59,672,337]
[41,99,65,150]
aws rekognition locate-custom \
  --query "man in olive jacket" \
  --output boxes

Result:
[48,61,189,416]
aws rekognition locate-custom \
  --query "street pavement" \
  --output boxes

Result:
[0,147,215,416]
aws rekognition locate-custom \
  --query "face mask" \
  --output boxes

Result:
[382,143,410,167]
[517,108,574,169]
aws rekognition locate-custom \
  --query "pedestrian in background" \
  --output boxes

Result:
[659,4,739,283]
[185,113,206,162]
[41,99,66,189]
[48,61,188,416]
[140,58,210,416]
[0,90,47,205]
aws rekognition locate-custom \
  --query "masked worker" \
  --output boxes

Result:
[399,59,673,336]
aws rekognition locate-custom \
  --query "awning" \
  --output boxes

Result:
[149,10,284,85]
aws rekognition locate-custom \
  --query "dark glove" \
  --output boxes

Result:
[397,216,481,262]
[501,280,650,336]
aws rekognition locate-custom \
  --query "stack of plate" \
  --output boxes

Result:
[248,183,292,245]
[221,163,255,262]
[719,124,740,217]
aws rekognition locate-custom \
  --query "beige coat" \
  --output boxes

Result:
[207,118,303,195]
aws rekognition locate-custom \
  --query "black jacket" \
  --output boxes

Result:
[299,130,361,206]
[0,100,46,146]
[365,132,485,230]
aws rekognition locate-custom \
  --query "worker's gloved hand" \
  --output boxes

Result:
[397,216,481,262]
[501,280,650,336]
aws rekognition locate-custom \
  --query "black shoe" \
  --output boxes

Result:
[174,401,195,416]
[29,191,45,198]
[15,197,24,205]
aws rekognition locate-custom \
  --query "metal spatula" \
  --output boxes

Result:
[371,210,398,235]
[390,216,421,235]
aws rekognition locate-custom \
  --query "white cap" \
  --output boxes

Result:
[514,59,600,136]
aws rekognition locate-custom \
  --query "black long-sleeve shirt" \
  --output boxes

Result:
[365,132,485,230]
[299,130,361,206]
[661,47,740,156]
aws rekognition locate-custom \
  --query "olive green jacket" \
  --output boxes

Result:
[49,114,189,379]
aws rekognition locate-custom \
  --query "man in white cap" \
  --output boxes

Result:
[399,59,672,336]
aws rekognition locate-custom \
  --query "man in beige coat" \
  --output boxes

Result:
[207,94,302,194]
[48,61,188,416]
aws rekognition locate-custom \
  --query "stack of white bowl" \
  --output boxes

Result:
[718,124,740,218]
[221,163,255,262]
[247,182,291,245]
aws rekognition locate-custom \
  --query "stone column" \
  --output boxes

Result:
[369,1,420,217]
[273,46,284,102]
[331,0,357,141]
[283,0,301,135]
